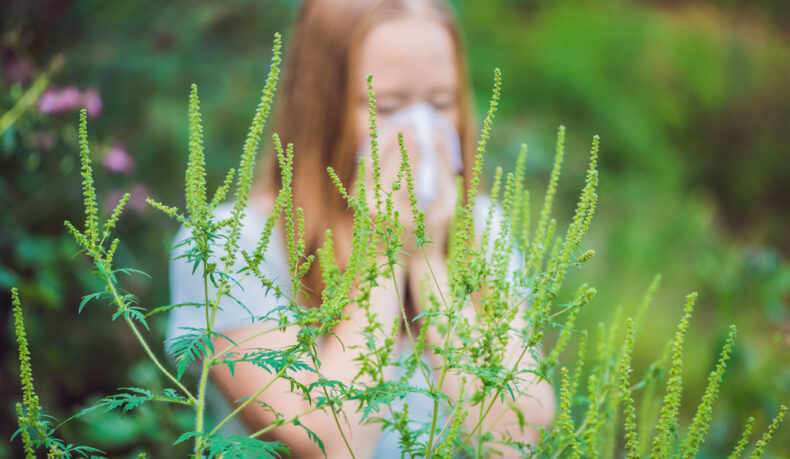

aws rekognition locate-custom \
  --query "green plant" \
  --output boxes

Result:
[9,34,786,458]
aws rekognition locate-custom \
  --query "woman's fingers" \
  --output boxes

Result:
[360,121,463,252]
[429,125,458,218]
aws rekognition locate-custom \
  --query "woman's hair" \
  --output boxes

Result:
[257,0,475,307]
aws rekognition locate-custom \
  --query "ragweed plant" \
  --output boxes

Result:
[9,33,787,458]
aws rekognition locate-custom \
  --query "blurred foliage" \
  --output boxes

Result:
[459,1,790,456]
[1,0,788,457]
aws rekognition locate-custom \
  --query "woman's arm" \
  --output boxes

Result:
[208,261,405,459]
[407,243,556,458]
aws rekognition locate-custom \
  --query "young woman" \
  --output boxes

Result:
[168,0,555,457]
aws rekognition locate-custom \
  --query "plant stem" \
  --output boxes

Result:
[420,246,450,310]
[426,400,441,458]
[425,295,460,456]
[548,375,616,459]
[420,246,461,457]
[102,270,196,404]
[308,349,356,459]
[194,360,210,455]
[433,397,462,445]
[204,259,211,330]
[388,260,432,389]
[248,405,323,438]
[476,394,486,458]
[123,316,197,403]
[212,325,285,361]
[209,357,298,436]
[195,260,212,456]
[450,342,533,457]
[150,397,194,406]
[0,67,52,136]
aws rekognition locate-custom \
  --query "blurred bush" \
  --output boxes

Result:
[1,0,788,456]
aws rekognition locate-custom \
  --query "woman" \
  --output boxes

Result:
[169,0,555,457]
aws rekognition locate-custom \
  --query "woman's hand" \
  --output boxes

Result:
[418,126,458,254]
[357,123,459,256]
[356,127,418,244]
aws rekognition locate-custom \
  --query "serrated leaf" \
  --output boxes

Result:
[167,327,215,380]
[411,310,441,322]
[162,388,187,403]
[144,302,201,318]
[94,260,116,284]
[79,292,105,313]
[294,419,325,457]
[114,267,152,278]
[124,306,149,330]
[230,348,310,375]
[205,434,289,459]
[173,431,201,445]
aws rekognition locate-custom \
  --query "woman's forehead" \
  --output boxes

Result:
[356,17,458,95]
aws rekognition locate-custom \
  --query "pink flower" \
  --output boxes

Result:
[128,184,150,212]
[82,88,103,118]
[104,190,126,214]
[104,142,135,175]
[36,85,103,118]
[37,85,81,114]
[104,184,150,214]
[58,86,82,110]
[36,88,61,114]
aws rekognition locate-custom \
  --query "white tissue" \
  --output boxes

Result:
[359,103,462,210]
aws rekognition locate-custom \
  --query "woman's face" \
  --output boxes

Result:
[354,17,460,148]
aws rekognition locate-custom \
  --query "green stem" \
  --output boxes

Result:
[308,348,356,459]
[449,342,533,457]
[103,269,196,404]
[122,317,196,403]
[433,397,462,445]
[425,297,459,457]
[209,356,299,436]
[426,400,441,458]
[195,260,212,456]
[150,397,194,406]
[388,260,432,390]
[204,259,211,330]
[0,68,52,137]
[212,325,286,361]
[420,246,460,457]
[420,246,450,310]
[476,395,486,458]
[420,246,457,396]
[208,275,225,332]
[444,284,539,367]
[248,405,323,438]
[548,375,617,459]
[194,360,210,455]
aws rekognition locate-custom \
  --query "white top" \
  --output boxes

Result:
[167,197,519,457]
[168,204,292,341]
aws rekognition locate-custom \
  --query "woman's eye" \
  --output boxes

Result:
[432,101,455,112]
[430,93,457,112]
[374,95,406,116]
[376,105,398,116]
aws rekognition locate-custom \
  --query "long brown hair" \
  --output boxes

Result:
[256,0,475,307]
